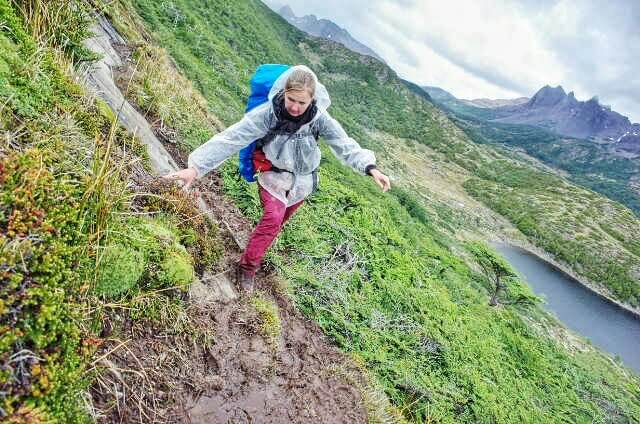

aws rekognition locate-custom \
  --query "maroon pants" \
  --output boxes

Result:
[239,185,304,276]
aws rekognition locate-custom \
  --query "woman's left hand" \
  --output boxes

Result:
[370,169,391,192]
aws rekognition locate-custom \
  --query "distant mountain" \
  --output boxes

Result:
[492,85,639,141]
[421,85,457,102]
[277,5,385,63]
[462,97,529,108]
[421,86,504,121]
[421,86,528,109]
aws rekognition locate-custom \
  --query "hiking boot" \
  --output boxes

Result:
[235,263,255,293]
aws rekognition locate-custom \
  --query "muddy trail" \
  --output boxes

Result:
[83,15,375,424]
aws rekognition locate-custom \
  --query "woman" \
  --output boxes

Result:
[165,65,391,291]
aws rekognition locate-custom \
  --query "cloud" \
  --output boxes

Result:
[536,0,640,119]
[264,0,640,121]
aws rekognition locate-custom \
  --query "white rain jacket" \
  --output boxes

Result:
[188,65,376,206]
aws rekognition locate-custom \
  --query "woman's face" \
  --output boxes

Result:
[284,90,313,117]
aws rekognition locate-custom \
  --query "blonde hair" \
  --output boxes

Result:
[285,68,316,98]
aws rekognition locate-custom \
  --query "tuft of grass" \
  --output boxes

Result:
[10,0,95,61]
[134,180,223,272]
[249,293,281,347]
[328,358,408,424]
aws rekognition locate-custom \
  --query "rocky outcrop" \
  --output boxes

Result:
[617,126,640,154]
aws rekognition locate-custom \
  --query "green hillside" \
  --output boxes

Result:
[2,0,640,422]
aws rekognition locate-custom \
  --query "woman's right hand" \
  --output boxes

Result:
[163,167,198,190]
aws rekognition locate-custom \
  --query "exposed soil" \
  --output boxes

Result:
[89,34,371,422]
[184,275,369,424]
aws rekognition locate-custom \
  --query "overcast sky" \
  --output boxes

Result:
[264,0,640,122]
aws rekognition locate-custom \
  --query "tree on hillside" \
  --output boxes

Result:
[465,241,538,307]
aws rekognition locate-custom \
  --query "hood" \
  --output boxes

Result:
[268,65,331,120]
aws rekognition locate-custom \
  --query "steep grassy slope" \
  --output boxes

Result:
[3,0,638,421]
[97,0,640,422]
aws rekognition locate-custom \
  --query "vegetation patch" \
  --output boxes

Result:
[94,242,146,298]
[94,215,196,299]
[0,2,222,420]
[249,293,281,347]
[132,179,223,272]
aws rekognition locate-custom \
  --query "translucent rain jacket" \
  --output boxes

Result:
[188,65,376,206]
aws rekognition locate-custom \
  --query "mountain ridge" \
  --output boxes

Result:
[423,84,640,156]
[464,96,529,108]
[276,4,386,63]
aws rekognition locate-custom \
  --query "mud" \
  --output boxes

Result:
[184,276,369,424]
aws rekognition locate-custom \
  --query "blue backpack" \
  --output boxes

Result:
[238,64,291,182]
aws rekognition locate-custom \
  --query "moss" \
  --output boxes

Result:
[157,247,194,290]
[96,215,198,296]
[94,243,147,298]
[95,97,117,124]
[139,217,176,242]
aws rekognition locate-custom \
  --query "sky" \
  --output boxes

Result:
[264,0,640,122]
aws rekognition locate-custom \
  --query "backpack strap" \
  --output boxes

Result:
[255,129,277,150]
[311,120,321,141]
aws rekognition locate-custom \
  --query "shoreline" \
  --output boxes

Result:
[491,237,640,320]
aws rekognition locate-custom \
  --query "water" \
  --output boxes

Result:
[494,243,640,373]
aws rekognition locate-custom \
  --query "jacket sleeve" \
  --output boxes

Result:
[188,103,272,178]
[316,112,376,174]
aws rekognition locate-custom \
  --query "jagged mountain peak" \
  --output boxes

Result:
[495,85,633,139]
[528,85,567,107]
[541,84,565,94]
[586,95,600,105]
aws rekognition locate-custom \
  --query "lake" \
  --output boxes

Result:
[494,244,640,373]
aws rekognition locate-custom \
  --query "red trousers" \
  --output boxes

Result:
[239,185,303,276]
